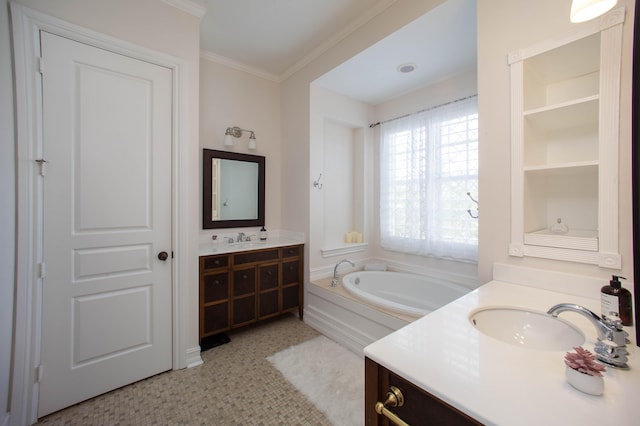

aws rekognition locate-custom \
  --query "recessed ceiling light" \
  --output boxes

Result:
[397,63,417,73]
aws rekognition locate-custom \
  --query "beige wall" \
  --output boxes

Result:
[477,0,635,284]
[199,58,282,236]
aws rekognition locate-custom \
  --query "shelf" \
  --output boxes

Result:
[524,95,599,130]
[524,228,598,252]
[523,33,600,84]
[509,16,624,267]
[523,161,598,176]
[321,243,368,258]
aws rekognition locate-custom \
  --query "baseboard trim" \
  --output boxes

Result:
[185,346,203,368]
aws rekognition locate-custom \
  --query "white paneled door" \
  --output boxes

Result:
[38,32,173,417]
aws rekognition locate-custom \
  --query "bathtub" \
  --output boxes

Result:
[342,271,470,317]
[305,270,472,355]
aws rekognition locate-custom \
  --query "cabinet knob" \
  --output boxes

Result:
[242,274,248,279]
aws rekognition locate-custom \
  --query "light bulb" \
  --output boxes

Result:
[570,0,617,23]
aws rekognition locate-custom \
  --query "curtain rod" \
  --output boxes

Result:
[368,94,478,128]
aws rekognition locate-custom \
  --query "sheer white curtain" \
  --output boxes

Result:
[379,96,478,262]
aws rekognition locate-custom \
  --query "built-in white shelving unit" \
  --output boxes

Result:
[508,8,625,268]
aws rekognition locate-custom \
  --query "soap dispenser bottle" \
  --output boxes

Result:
[600,275,632,326]
[259,226,267,241]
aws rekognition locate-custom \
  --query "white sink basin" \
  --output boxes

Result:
[469,307,585,351]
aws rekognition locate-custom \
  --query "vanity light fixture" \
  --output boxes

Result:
[224,126,257,150]
[570,0,617,23]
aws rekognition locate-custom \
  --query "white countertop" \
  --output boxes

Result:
[364,280,640,425]
[199,236,304,256]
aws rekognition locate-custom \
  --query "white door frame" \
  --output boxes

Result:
[10,4,198,425]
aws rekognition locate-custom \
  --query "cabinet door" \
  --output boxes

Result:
[200,256,230,338]
[365,358,480,425]
[201,272,230,336]
[203,272,229,304]
[258,263,280,319]
[203,303,229,336]
[282,285,300,311]
[282,260,300,285]
[259,263,279,291]
[232,267,256,326]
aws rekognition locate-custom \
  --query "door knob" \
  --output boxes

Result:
[158,251,169,261]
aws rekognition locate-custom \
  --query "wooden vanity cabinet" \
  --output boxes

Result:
[365,357,482,426]
[199,244,304,343]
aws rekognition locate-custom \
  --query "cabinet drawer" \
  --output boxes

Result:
[201,254,229,270]
[259,264,279,290]
[203,304,228,335]
[387,370,480,425]
[281,245,301,258]
[203,272,229,303]
[282,285,299,311]
[233,268,256,296]
[233,296,256,325]
[234,249,279,265]
[259,290,279,318]
[282,260,300,284]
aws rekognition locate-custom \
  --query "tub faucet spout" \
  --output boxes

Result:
[547,303,629,368]
[331,259,355,287]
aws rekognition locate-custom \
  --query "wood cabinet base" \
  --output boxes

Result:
[199,244,304,344]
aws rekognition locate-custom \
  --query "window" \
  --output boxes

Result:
[379,96,478,262]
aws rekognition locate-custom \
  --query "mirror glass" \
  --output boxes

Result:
[203,149,265,229]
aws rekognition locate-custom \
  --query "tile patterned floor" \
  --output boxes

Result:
[37,315,332,425]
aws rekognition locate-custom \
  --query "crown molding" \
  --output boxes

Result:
[200,0,398,83]
[200,50,281,82]
[161,0,206,19]
[280,0,398,81]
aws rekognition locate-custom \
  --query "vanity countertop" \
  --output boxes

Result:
[364,280,639,425]
[199,236,304,256]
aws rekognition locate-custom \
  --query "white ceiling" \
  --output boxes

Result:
[200,0,477,104]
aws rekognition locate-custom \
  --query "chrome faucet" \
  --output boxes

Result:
[547,303,629,368]
[236,232,246,242]
[331,259,355,287]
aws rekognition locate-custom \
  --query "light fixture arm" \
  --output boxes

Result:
[225,126,254,139]
[224,126,257,149]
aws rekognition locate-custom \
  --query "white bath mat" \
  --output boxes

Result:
[267,335,364,426]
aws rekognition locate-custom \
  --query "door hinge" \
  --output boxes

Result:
[36,365,43,383]
[38,56,44,74]
[38,262,46,278]
[35,159,48,176]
